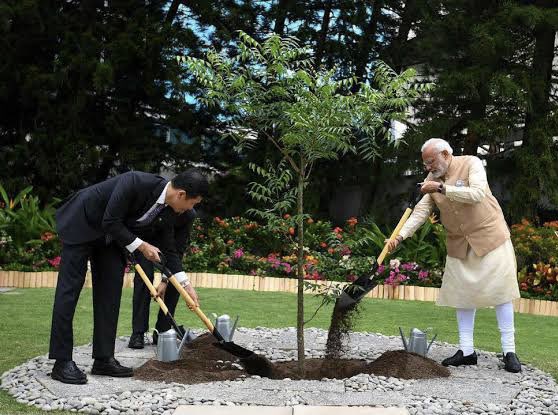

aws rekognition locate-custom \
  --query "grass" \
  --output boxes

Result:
[1,287,557,414]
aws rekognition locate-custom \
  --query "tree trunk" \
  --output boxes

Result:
[314,0,333,68]
[353,0,384,85]
[511,1,557,220]
[523,14,555,144]
[296,156,306,376]
[463,85,488,155]
[273,0,294,35]
[165,0,184,23]
[390,0,417,72]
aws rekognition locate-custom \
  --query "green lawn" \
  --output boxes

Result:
[1,287,557,414]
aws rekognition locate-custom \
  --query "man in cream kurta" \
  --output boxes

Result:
[388,138,521,373]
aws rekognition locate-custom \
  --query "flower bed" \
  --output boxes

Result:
[1,204,558,301]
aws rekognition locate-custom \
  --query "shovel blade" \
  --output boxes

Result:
[335,274,378,311]
[214,340,254,359]
[214,340,275,377]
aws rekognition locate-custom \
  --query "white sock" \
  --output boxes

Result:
[456,308,476,356]
[496,301,516,354]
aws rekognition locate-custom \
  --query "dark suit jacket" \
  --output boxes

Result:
[56,171,196,274]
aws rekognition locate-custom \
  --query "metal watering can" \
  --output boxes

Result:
[399,327,437,357]
[210,314,239,342]
[156,328,194,362]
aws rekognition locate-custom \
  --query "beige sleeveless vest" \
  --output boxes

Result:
[429,156,510,259]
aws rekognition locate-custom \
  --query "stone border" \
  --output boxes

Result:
[2,328,557,415]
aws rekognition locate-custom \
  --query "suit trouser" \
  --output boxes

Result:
[49,239,125,361]
[131,254,180,334]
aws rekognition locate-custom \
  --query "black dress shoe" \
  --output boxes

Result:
[152,330,158,345]
[128,333,144,349]
[91,357,133,377]
[503,352,522,373]
[442,350,478,367]
[51,360,87,384]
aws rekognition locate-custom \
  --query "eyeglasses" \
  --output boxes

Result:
[422,152,441,168]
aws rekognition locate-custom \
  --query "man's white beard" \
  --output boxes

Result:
[431,160,448,179]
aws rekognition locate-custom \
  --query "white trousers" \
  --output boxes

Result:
[456,301,516,356]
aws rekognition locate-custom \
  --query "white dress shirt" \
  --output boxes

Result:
[125,182,189,285]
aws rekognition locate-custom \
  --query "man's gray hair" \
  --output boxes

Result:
[421,138,453,154]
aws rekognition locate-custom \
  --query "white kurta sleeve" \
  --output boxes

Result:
[398,194,434,239]
[444,157,487,204]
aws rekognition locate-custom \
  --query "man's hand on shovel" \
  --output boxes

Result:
[156,280,168,298]
[385,235,403,253]
[183,284,200,310]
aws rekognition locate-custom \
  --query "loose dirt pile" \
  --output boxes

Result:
[133,333,449,384]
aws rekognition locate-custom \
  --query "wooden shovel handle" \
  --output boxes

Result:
[134,264,169,315]
[377,207,413,265]
[168,276,215,332]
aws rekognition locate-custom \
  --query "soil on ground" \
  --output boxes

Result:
[133,333,450,384]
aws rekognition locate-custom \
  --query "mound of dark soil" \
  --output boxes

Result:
[133,333,449,384]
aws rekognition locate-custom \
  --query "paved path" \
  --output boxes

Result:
[2,328,557,414]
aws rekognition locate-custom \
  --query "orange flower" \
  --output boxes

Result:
[347,217,358,227]
[307,218,314,224]
[41,232,55,241]
[327,247,335,254]
[289,227,295,236]
[226,239,234,245]
[320,242,327,248]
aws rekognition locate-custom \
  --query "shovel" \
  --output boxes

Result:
[128,254,186,339]
[335,188,421,311]
[151,253,275,377]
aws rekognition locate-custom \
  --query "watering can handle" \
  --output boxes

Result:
[426,333,438,354]
[399,327,408,351]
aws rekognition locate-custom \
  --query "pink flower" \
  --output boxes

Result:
[281,263,292,273]
[48,256,61,268]
[346,274,357,282]
[249,269,258,276]
[401,262,416,271]
[418,270,429,280]
[340,245,352,256]
[398,274,408,282]
[376,264,386,274]
[233,248,244,259]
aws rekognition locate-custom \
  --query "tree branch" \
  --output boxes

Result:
[264,131,300,174]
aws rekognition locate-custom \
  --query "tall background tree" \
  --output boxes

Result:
[1,0,557,222]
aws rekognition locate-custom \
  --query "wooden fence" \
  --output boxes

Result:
[1,270,557,317]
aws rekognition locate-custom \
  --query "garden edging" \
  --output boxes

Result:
[0,271,557,317]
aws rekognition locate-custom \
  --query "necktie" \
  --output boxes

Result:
[136,203,166,226]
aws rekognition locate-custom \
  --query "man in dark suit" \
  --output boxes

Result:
[127,208,196,349]
[49,168,208,384]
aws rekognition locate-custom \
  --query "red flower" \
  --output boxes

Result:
[320,242,327,248]
[284,214,291,219]
[289,227,295,236]
[48,256,61,268]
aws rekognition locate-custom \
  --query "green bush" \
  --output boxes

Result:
[0,184,61,271]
